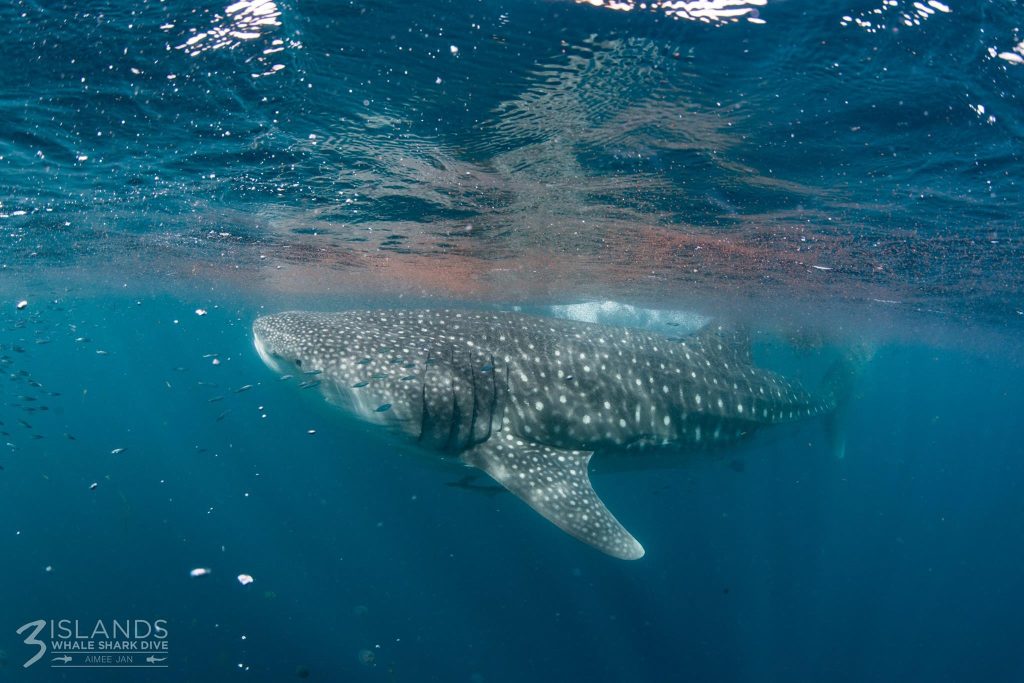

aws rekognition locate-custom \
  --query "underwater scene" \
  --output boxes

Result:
[1,0,1023,681]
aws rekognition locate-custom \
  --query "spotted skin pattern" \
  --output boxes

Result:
[253,310,836,559]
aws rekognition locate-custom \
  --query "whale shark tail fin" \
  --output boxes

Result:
[462,439,645,560]
[821,345,872,459]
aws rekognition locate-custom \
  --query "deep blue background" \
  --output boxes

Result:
[1,294,1023,681]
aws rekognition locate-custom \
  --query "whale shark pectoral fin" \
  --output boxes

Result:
[462,440,645,560]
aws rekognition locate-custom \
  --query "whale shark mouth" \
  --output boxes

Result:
[253,332,273,366]
[253,328,289,376]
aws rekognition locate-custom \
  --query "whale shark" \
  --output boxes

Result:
[253,309,848,559]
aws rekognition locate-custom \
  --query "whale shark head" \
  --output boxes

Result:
[254,311,415,432]
[253,311,506,448]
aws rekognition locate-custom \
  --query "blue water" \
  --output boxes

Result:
[2,0,1024,680]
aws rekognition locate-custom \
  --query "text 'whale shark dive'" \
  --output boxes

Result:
[253,309,852,560]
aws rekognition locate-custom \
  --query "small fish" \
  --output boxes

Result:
[279,374,293,381]
[564,375,574,381]
[208,396,224,403]
[481,364,494,372]
[402,362,416,369]
[445,474,506,497]
[400,375,416,381]
[216,410,231,421]
[89,482,98,490]
[352,381,370,388]
[299,380,321,390]
[234,384,253,393]
[357,358,371,365]
[389,358,402,365]
[96,350,109,356]
[375,403,392,413]
[370,373,387,380]
[303,369,322,376]
[666,322,680,327]
[111,448,126,455]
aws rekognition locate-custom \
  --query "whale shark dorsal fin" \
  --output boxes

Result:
[463,438,645,560]
[686,323,752,367]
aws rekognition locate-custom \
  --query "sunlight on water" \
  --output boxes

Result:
[174,0,299,78]
[990,40,1024,65]
[577,0,768,24]
[840,0,951,32]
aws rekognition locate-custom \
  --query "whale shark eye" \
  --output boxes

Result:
[295,359,303,368]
